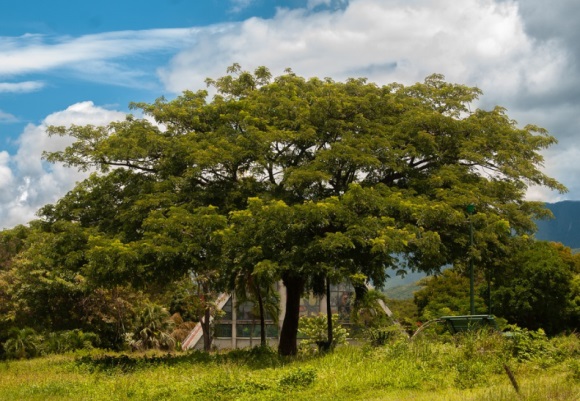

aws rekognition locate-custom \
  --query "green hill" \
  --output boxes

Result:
[536,201,580,248]
[383,281,423,300]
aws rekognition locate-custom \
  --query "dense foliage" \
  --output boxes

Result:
[0,65,567,356]
[414,240,580,334]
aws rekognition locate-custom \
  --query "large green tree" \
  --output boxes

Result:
[43,65,563,355]
[414,268,488,321]
[3,221,143,349]
[491,240,579,334]
[415,239,580,335]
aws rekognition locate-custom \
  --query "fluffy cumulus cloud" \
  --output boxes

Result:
[0,151,15,202]
[159,0,572,117]
[161,0,549,93]
[159,0,577,201]
[0,102,126,229]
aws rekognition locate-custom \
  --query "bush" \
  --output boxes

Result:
[128,304,175,351]
[43,330,99,354]
[365,325,408,346]
[298,314,348,351]
[502,325,556,363]
[2,327,42,359]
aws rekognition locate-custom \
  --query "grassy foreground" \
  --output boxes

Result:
[0,332,578,401]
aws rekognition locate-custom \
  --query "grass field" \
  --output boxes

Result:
[0,331,578,400]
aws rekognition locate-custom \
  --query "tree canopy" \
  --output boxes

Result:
[414,239,580,335]
[36,65,565,355]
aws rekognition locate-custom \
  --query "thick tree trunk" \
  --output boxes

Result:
[278,274,305,356]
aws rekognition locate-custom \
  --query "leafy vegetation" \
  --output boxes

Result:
[0,65,572,360]
[491,240,580,334]
[127,304,175,351]
[0,332,577,400]
[414,240,580,334]
[298,314,349,351]
[2,328,42,359]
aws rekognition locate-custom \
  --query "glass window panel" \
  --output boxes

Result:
[252,324,262,338]
[299,294,321,317]
[220,297,233,320]
[241,324,279,338]
[263,308,276,320]
[330,292,339,308]
[338,291,353,320]
[266,324,279,338]
[237,301,256,320]
[236,324,253,338]
[215,324,232,338]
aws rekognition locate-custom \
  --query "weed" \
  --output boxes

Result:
[569,358,580,382]
[503,325,556,363]
[0,333,577,401]
[279,366,317,387]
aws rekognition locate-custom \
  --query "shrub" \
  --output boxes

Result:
[502,325,556,363]
[2,327,42,359]
[298,313,348,351]
[43,330,99,354]
[128,304,175,351]
[365,325,408,346]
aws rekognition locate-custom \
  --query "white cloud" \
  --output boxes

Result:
[157,0,574,201]
[0,102,127,229]
[0,110,17,123]
[0,28,202,88]
[161,0,556,94]
[230,0,255,13]
[0,81,44,93]
[0,151,15,202]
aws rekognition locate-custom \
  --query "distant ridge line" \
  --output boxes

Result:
[535,200,580,249]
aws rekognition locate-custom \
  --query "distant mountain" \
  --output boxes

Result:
[383,281,422,300]
[381,269,427,300]
[535,201,580,249]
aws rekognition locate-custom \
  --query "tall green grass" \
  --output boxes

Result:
[0,330,578,400]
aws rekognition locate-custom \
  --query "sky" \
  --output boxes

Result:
[1,0,579,229]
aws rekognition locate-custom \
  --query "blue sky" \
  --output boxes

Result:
[1,0,580,228]
[1,0,304,152]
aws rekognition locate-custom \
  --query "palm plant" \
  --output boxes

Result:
[3,327,42,359]
[234,261,280,347]
[129,304,175,351]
